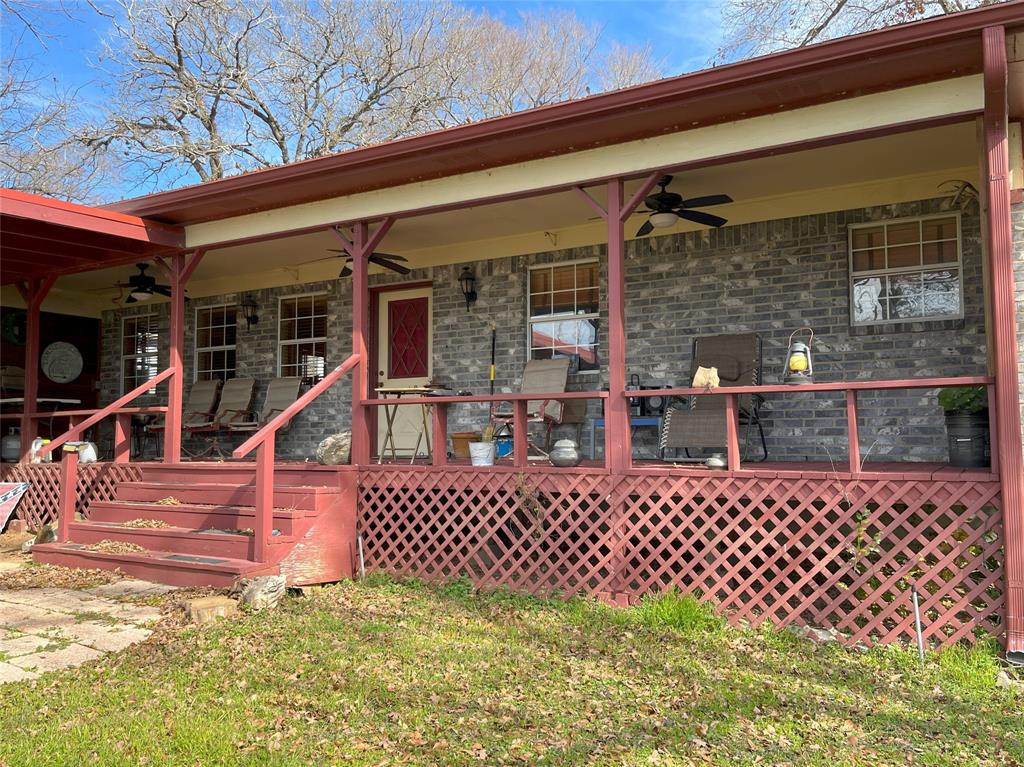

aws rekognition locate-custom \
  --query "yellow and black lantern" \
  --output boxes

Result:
[784,327,814,385]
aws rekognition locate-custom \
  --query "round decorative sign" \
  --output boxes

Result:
[40,342,83,384]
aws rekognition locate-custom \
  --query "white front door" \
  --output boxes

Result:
[375,285,432,458]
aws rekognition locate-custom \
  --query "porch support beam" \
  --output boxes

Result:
[161,250,205,463]
[981,25,1024,662]
[337,218,395,465]
[15,275,56,461]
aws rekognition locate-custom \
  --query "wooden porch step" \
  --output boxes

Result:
[32,542,274,588]
[116,481,338,510]
[88,500,309,536]
[67,520,294,561]
[138,462,353,488]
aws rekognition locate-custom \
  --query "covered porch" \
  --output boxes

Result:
[1,15,1022,654]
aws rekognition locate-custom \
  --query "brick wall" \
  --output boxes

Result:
[99,197,988,462]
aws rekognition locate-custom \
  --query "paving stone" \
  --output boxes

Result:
[0,634,51,658]
[186,595,239,624]
[9,642,104,673]
[85,580,178,598]
[75,625,151,653]
[0,662,38,683]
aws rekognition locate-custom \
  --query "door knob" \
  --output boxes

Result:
[378,371,384,377]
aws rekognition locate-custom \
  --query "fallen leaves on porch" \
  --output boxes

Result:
[120,518,173,529]
[0,562,123,590]
[82,540,146,554]
[155,497,183,505]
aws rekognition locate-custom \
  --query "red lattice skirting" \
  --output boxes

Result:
[358,468,1005,649]
[0,463,143,530]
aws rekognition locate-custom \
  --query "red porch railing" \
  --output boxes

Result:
[232,353,361,562]
[30,366,177,542]
[630,375,996,474]
[362,391,609,468]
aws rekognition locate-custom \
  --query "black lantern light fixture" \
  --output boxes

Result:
[240,295,260,330]
[783,326,814,385]
[458,267,477,312]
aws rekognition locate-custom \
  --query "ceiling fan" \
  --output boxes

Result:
[634,175,733,236]
[116,263,176,304]
[299,250,410,279]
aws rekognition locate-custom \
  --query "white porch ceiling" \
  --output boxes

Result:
[16,120,980,316]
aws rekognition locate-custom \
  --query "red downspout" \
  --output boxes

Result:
[982,25,1024,663]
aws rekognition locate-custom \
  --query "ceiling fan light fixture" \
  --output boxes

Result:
[129,289,153,301]
[649,212,678,229]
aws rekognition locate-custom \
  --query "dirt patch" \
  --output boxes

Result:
[0,530,33,566]
[0,563,124,590]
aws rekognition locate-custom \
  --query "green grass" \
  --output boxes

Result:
[0,576,1020,766]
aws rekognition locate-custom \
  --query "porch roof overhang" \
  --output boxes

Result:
[109,1,1024,227]
[0,189,185,286]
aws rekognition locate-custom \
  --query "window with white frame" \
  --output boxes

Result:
[279,294,327,384]
[849,214,963,326]
[527,260,600,372]
[121,314,159,394]
[195,305,237,382]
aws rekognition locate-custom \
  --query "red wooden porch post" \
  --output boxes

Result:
[15,275,55,461]
[158,250,204,463]
[981,25,1024,661]
[335,219,393,465]
[604,179,631,473]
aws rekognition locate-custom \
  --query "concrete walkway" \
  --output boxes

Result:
[0,580,174,683]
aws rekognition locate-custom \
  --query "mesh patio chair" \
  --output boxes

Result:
[185,377,256,457]
[227,377,303,434]
[148,379,221,450]
[659,333,768,462]
[490,358,571,458]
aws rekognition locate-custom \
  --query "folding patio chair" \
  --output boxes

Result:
[660,333,768,462]
[489,357,571,458]
[147,379,221,452]
[187,377,256,457]
[227,377,303,434]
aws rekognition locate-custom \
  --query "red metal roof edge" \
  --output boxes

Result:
[110,1,1024,221]
[0,188,184,247]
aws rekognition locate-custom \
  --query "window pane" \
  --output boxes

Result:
[576,262,598,288]
[280,319,297,342]
[852,227,884,250]
[224,323,237,346]
[281,298,298,321]
[922,240,957,264]
[922,217,957,241]
[852,277,886,323]
[852,249,884,272]
[887,221,919,246]
[208,326,225,348]
[887,244,920,269]
[552,290,575,314]
[530,269,551,294]
[576,287,599,315]
[529,293,553,318]
[922,269,960,317]
[551,266,575,292]
[888,274,922,319]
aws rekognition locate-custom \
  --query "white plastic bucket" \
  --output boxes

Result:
[468,441,496,466]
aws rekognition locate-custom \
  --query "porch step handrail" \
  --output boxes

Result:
[38,366,177,459]
[39,365,177,545]
[231,352,361,564]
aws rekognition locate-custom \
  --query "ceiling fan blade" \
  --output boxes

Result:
[676,209,728,228]
[152,286,173,297]
[369,255,411,274]
[372,252,407,263]
[680,194,733,208]
[339,263,352,278]
[125,295,137,304]
[635,219,654,237]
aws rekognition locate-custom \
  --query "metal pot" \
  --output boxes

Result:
[549,439,581,468]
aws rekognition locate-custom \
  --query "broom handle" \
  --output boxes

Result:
[489,327,496,396]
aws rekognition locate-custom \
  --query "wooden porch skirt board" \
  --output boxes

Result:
[358,467,1005,650]
[1,462,1004,650]
[0,463,142,531]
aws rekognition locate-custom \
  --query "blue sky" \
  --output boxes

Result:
[2,1,725,198]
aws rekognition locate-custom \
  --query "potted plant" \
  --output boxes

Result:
[937,386,989,468]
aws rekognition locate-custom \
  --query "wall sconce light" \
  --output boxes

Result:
[458,267,477,312]
[783,326,814,385]
[240,296,260,330]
